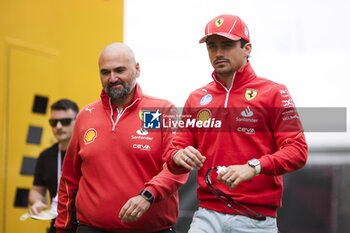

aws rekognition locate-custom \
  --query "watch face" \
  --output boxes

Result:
[141,190,153,200]
[249,159,260,167]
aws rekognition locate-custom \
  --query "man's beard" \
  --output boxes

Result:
[104,80,134,100]
[213,58,234,76]
[216,68,234,75]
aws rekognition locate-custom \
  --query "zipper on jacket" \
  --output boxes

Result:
[212,72,236,108]
[109,98,140,131]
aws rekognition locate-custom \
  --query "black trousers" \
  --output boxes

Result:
[77,225,175,233]
[47,219,56,233]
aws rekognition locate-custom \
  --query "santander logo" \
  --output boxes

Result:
[241,106,253,117]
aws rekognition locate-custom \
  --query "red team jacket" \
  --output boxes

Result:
[167,62,308,217]
[55,85,188,233]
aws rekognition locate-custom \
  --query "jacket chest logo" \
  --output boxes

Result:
[245,88,258,101]
[200,94,213,105]
[84,128,97,144]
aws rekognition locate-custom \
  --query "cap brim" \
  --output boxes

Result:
[199,33,242,43]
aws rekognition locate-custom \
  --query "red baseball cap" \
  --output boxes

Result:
[199,14,250,43]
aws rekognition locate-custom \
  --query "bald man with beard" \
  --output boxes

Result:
[55,43,187,233]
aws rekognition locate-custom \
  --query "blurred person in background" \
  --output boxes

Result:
[29,99,79,233]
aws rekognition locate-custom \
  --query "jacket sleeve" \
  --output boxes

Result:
[144,104,189,202]
[166,98,197,174]
[259,84,308,175]
[54,118,82,233]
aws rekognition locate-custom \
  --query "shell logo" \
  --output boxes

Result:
[84,128,97,144]
[197,109,212,122]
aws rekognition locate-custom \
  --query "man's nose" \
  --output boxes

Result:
[216,47,224,56]
[110,72,120,82]
[56,121,63,128]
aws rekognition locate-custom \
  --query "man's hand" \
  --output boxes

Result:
[118,195,151,223]
[217,164,256,190]
[29,200,47,215]
[173,146,206,170]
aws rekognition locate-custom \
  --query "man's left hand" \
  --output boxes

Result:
[217,164,256,190]
[118,195,151,223]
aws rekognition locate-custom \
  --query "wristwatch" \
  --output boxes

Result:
[248,158,261,176]
[139,190,154,204]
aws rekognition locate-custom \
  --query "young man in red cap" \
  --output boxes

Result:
[167,14,308,232]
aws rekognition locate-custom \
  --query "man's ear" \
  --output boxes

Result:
[243,43,252,58]
[135,63,140,78]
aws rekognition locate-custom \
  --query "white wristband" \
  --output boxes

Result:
[173,150,182,162]
[255,164,261,175]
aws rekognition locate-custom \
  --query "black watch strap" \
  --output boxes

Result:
[139,190,154,204]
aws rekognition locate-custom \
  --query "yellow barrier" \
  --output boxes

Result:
[0,1,123,232]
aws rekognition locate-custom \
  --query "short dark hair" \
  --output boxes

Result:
[240,38,249,48]
[51,99,79,115]
[240,39,251,60]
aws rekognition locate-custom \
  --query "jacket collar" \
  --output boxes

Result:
[212,61,256,89]
[100,83,143,110]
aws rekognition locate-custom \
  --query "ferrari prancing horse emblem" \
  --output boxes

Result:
[245,88,258,101]
[215,18,224,27]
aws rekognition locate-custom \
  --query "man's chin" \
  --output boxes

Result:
[55,135,67,142]
[216,69,233,76]
[109,91,129,100]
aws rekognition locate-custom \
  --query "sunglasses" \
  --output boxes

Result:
[49,118,74,127]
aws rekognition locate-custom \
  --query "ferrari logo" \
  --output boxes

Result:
[215,18,224,27]
[139,111,144,120]
[245,89,258,101]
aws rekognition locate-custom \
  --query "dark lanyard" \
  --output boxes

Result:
[205,167,266,221]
